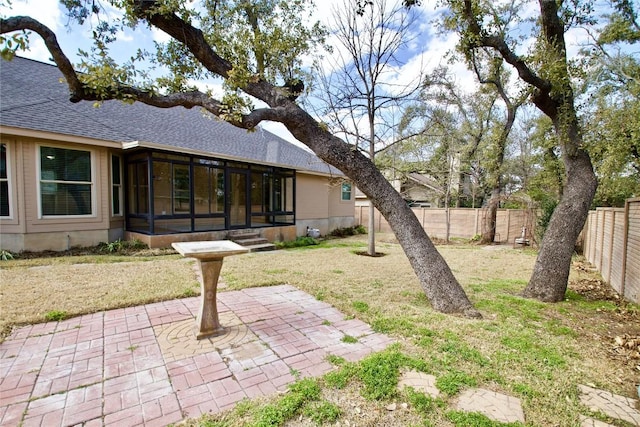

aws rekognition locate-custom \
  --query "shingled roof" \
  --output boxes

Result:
[0,56,340,176]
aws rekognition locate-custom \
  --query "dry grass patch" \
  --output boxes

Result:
[0,255,199,339]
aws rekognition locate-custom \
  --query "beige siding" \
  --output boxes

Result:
[0,136,114,251]
[328,180,355,217]
[296,174,329,220]
[295,174,355,236]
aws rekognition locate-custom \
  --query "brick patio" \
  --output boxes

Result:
[0,285,395,426]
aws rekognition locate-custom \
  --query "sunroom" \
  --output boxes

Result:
[124,150,295,236]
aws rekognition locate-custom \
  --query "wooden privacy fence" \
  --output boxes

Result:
[354,206,535,244]
[583,198,640,304]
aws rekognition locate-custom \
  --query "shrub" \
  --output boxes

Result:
[328,225,366,237]
[45,310,67,322]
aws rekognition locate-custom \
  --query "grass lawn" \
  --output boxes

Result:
[0,234,638,426]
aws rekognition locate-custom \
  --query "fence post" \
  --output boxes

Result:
[598,210,606,271]
[620,201,630,297]
[584,213,592,260]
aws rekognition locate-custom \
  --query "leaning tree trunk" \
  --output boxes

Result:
[522,148,596,301]
[285,108,481,318]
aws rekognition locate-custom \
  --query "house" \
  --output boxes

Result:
[355,172,442,208]
[0,57,355,252]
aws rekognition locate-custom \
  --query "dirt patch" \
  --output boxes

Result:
[354,251,387,257]
[568,275,640,380]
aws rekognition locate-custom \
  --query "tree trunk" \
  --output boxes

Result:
[522,149,596,301]
[367,203,376,255]
[481,188,500,244]
[284,108,481,317]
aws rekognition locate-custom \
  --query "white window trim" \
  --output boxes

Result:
[0,142,13,219]
[111,154,123,216]
[36,144,97,219]
[341,181,353,202]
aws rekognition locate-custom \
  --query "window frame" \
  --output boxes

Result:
[341,181,353,202]
[0,142,12,219]
[111,154,124,216]
[37,144,96,218]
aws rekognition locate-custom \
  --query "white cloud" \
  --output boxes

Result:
[3,0,61,30]
[1,0,62,62]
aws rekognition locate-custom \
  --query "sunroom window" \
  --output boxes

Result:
[39,146,93,216]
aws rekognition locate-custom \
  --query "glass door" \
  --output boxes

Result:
[228,170,248,228]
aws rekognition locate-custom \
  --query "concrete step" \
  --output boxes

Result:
[227,231,260,240]
[232,237,270,246]
[227,231,276,252]
[242,242,277,252]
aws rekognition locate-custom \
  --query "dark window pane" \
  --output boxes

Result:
[41,147,91,182]
[128,161,149,215]
[112,155,121,185]
[193,165,211,215]
[194,217,225,231]
[128,216,150,233]
[41,183,91,215]
[341,182,352,201]
[112,187,121,215]
[213,169,224,213]
[153,161,170,215]
[173,164,190,214]
[154,217,192,234]
[0,143,6,179]
[251,172,264,213]
[0,181,8,216]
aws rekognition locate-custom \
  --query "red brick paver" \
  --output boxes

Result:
[0,284,395,426]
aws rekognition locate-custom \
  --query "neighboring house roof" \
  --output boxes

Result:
[0,56,340,176]
[406,172,443,194]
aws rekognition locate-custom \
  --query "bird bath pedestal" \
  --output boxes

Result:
[171,241,249,340]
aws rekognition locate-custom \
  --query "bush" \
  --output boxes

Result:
[536,198,558,241]
[99,238,148,254]
[328,225,367,237]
